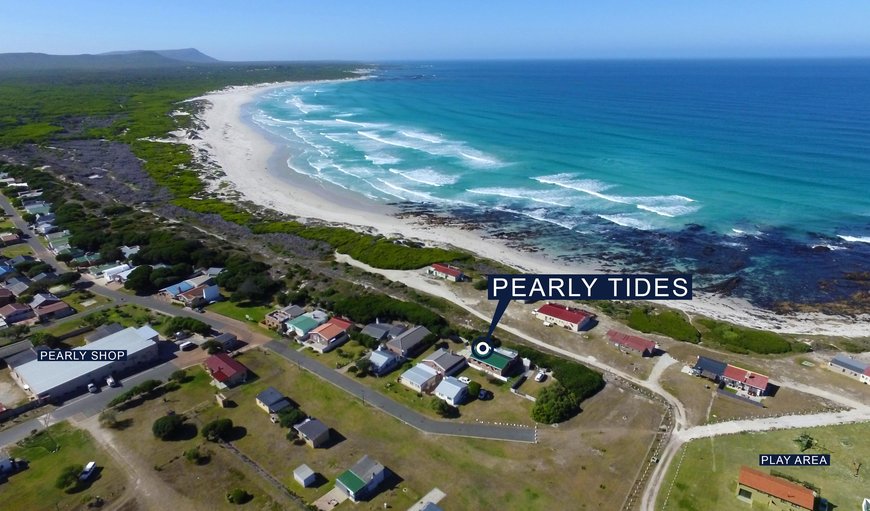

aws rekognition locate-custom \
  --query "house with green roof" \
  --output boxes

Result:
[468,346,523,379]
[285,310,328,337]
[335,455,386,502]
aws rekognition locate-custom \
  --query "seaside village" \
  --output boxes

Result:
[0,172,868,510]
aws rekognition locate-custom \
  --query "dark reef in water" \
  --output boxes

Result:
[395,202,870,314]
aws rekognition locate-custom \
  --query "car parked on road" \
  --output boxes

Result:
[87,383,98,393]
[106,375,117,387]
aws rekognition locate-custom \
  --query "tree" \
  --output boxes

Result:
[226,488,252,505]
[531,383,579,424]
[184,446,210,465]
[0,324,30,342]
[124,265,154,294]
[431,398,459,418]
[169,369,188,383]
[353,357,369,377]
[467,381,481,399]
[29,331,61,348]
[56,252,74,263]
[201,418,233,442]
[152,414,185,440]
[98,410,118,429]
[56,271,81,286]
[200,340,222,354]
[55,464,83,491]
[473,278,488,291]
[794,433,815,452]
[278,408,306,428]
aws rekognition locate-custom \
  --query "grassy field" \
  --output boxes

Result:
[62,290,111,310]
[207,300,274,323]
[658,422,870,511]
[6,422,128,511]
[0,243,34,258]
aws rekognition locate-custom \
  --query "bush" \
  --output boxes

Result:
[532,383,579,424]
[473,278,488,291]
[330,292,447,334]
[98,410,118,429]
[169,369,188,383]
[201,418,233,442]
[467,381,481,398]
[431,398,459,418]
[200,339,222,354]
[513,346,604,403]
[286,429,298,441]
[278,408,306,428]
[152,414,185,440]
[162,316,211,336]
[627,307,700,343]
[226,488,252,505]
[184,446,210,465]
[697,319,795,354]
[55,464,83,491]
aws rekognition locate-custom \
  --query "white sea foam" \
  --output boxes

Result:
[597,214,655,231]
[493,206,577,230]
[466,187,571,208]
[813,244,848,251]
[400,130,445,144]
[334,118,381,128]
[389,168,458,187]
[536,174,698,217]
[364,153,402,165]
[458,151,500,166]
[837,234,870,244]
[287,95,324,115]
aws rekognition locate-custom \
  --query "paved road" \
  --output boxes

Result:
[0,361,177,448]
[266,340,537,443]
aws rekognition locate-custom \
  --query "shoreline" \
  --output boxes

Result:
[180,81,870,337]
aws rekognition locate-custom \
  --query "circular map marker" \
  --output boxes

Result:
[471,337,493,359]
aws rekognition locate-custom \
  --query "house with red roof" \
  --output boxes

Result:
[721,364,770,397]
[737,466,817,510]
[426,263,466,282]
[204,352,248,387]
[308,317,353,353]
[533,303,595,332]
[606,330,658,357]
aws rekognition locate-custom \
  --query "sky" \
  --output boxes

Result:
[1,1,870,61]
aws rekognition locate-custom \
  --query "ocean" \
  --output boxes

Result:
[250,60,870,308]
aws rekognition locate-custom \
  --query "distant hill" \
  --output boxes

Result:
[100,48,219,64]
[0,48,219,72]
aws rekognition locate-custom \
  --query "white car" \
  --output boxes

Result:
[106,375,117,387]
[534,371,547,382]
[458,376,471,384]
[80,461,96,481]
[87,383,98,393]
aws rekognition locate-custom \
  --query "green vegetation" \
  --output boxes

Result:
[184,445,211,465]
[659,423,870,511]
[162,316,211,336]
[331,291,448,335]
[431,397,459,418]
[201,418,234,442]
[513,346,604,404]
[278,408,307,428]
[107,378,163,408]
[54,464,84,491]
[696,318,806,354]
[10,422,125,510]
[152,414,186,440]
[532,383,579,424]
[226,488,253,505]
[627,307,700,343]
[254,221,472,270]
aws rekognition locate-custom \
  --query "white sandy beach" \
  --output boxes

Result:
[180,82,870,337]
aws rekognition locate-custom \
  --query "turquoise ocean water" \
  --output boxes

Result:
[251,60,870,307]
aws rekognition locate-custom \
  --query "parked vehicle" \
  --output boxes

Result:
[87,383,98,393]
[458,376,471,384]
[79,461,96,481]
[106,375,117,387]
[478,389,494,401]
[534,371,547,382]
[179,341,195,351]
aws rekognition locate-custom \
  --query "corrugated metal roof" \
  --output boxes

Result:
[831,354,868,374]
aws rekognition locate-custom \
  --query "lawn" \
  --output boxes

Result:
[6,421,128,511]
[658,422,870,511]
[207,300,274,323]
[0,243,34,258]
[0,218,15,230]
[62,290,111,310]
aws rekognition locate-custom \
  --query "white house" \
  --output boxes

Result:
[434,376,468,406]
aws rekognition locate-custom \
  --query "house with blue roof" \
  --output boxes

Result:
[829,354,870,384]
